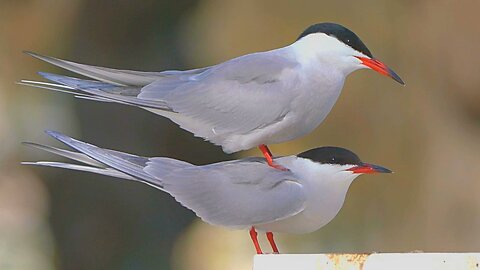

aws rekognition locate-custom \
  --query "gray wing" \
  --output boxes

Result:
[23,131,193,190]
[24,131,306,228]
[138,52,301,138]
[144,159,306,228]
[25,51,210,86]
[21,51,301,148]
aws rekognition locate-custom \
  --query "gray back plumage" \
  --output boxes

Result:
[24,131,307,228]
[21,50,302,152]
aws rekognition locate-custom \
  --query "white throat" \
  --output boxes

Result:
[263,157,359,234]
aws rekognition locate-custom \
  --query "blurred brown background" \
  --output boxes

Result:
[0,0,479,269]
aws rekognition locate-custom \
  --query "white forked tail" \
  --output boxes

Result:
[22,131,190,191]
[24,51,165,86]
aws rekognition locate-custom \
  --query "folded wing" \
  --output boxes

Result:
[24,131,306,228]
[21,51,300,152]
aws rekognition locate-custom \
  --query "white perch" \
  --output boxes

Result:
[253,253,480,270]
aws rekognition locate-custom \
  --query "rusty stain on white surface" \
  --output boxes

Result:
[325,254,370,270]
[253,253,480,270]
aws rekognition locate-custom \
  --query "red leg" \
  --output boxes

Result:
[249,227,263,254]
[266,232,280,253]
[258,145,288,171]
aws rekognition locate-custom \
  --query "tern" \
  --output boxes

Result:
[20,22,404,170]
[23,131,392,254]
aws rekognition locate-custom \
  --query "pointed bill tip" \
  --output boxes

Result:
[388,68,405,86]
[355,56,405,85]
[367,163,393,174]
[347,163,392,174]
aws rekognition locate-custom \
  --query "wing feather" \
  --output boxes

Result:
[135,51,301,146]
[145,160,306,228]
[25,131,306,228]
[24,50,301,152]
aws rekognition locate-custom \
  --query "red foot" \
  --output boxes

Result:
[266,232,280,253]
[258,145,288,171]
[249,227,263,254]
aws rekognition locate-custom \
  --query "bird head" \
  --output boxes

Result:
[296,146,392,183]
[295,22,404,85]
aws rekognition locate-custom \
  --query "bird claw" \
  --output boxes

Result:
[259,145,289,171]
[267,162,289,171]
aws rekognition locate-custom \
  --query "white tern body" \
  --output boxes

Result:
[24,131,374,234]
[20,31,380,153]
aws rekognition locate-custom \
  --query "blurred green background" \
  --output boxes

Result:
[1,0,479,269]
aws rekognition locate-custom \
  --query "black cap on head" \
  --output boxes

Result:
[297,22,373,58]
[297,146,362,165]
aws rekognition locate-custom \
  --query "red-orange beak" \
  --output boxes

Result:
[355,56,405,85]
[346,163,392,174]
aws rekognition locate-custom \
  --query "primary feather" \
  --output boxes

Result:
[21,49,319,153]
[23,131,307,228]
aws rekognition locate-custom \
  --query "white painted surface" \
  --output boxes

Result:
[253,253,480,270]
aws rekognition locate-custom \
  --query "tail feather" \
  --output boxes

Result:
[23,131,167,190]
[45,130,158,183]
[18,79,133,105]
[38,72,118,91]
[17,80,90,97]
[22,51,182,112]
[22,161,135,180]
[23,131,196,191]
[25,51,165,86]
[24,72,172,110]
[74,95,125,104]
[22,142,105,167]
